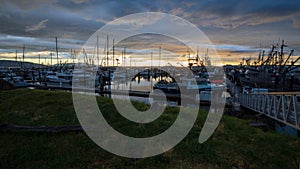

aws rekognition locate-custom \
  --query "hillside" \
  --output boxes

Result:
[0,60,43,68]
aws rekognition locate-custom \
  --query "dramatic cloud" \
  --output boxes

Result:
[0,0,299,64]
[25,19,49,32]
[169,0,300,30]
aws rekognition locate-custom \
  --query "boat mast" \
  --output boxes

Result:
[50,53,53,65]
[22,44,25,68]
[123,47,126,67]
[113,39,115,66]
[261,50,265,64]
[196,47,199,64]
[262,45,275,66]
[159,46,161,68]
[257,43,262,65]
[73,49,76,64]
[106,35,109,67]
[15,50,17,62]
[55,37,59,66]
[97,35,99,67]
[279,40,287,66]
[151,52,153,91]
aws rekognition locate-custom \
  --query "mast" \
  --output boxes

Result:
[22,44,25,68]
[106,35,109,67]
[282,49,294,67]
[258,43,261,64]
[55,37,59,66]
[279,40,287,66]
[129,54,131,67]
[15,50,17,62]
[73,49,76,64]
[262,45,275,66]
[97,35,99,67]
[113,39,115,66]
[70,49,73,65]
[261,50,265,64]
[151,52,153,70]
[38,54,40,65]
[159,46,162,80]
[196,47,199,64]
[151,52,153,91]
[123,47,126,67]
[283,50,295,73]
[121,50,123,67]
[50,53,53,65]
[159,46,161,68]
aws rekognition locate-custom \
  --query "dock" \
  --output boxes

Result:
[29,83,218,106]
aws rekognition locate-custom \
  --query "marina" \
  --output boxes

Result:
[1,1,300,167]
[1,41,299,134]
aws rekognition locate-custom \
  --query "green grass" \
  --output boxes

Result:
[0,89,300,169]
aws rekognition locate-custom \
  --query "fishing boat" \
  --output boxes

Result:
[238,40,300,91]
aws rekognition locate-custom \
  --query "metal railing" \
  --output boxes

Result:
[239,92,300,130]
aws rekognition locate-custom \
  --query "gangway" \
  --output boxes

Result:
[239,92,300,130]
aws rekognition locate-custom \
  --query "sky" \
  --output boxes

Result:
[0,0,299,66]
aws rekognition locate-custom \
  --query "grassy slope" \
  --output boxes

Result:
[0,89,299,169]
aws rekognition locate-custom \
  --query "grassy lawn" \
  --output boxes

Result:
[0,89,300,169]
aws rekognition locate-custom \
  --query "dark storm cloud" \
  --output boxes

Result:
[200,0,300,17]
[0,0,101,37]
[0,0,299,63]
[2,0,300,35]
[169,0,300,29]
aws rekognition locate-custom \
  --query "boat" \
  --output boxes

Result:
[0,69,28,88]
[153,77,225,94]
[237,40,300,91]
[46,71,72,84]
[153,80,179,93]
